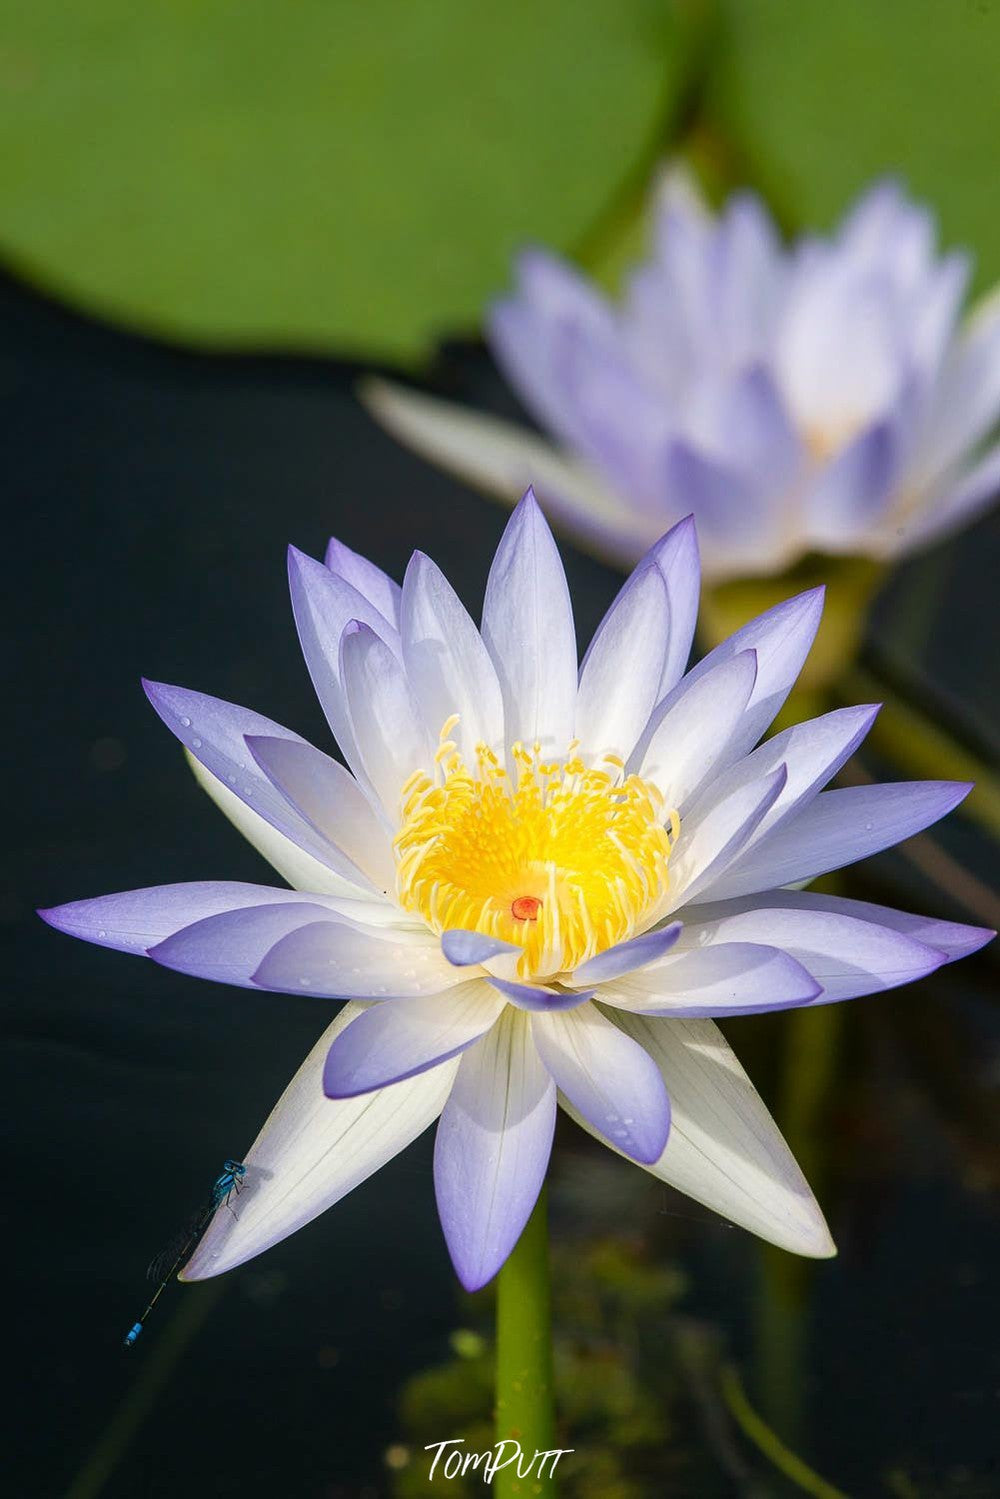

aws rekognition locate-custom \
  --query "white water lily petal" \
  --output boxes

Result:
[604,942,821,1015]
[637,650,758,812]
[244,734,396,894]
[576,565,668,762]
[434,1009,556,1291]
[667,766,787,909]
[341,624,433,822]
[401,550,504,760]
[187,751,376,899]
[649,515,701,696]
[696,889,993,962]
[681,589,825,758]
[481,490,578,753]
[287,545,401,781]
[532,1002,671,1163]
[182,1004,458,1280]
[323,983,505,1096]
[252,917,467,999]
[569,1013,835,1257]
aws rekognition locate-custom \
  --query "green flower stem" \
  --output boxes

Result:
[837,665,1000,841]
[494,1187,558,1497]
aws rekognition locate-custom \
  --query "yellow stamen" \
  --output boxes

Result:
[394,720,680,980]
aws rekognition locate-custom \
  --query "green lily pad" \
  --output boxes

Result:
[709,0,1000,292]
[0,1,695,360]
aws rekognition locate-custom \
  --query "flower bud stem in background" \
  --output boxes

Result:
[494,1188,557,1497]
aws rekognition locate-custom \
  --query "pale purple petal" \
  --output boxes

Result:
[648,514,701,696]
[677,588,825,758]
[667,765,788,908]
[636,650,758,811]
[340,623,433,820]
[324,536,402,628]
[663,443,762,555]
[441,930,520,967]
[251,918,466,998]
[481,489,577,753]
[38,882,317,956]
[703,780,973,901]
[400,550,504,760]
[487,977,594,1012]
[148,902,342,988]
[434,1012,556,1291]
[243,735,395,893]
[532,1002,670,1163]
[576,564,668,761]
[142,681,367,881]
[671,903,947,1002]
[683,703,881,865]
[571,922,682,985]
[182,1004,457,1280]
[323,984,505,1097]
[603,943,821,1016]
[287,545,401,777]
[683,888,994,965]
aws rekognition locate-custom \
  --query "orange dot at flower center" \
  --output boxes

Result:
[511,895,542,922]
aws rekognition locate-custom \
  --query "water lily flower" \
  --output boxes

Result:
[41,493,990,1291]
[364,175,1000,582]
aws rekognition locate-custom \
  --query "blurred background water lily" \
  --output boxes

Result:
[366,172,1000,586]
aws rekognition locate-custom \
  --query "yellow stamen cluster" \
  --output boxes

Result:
[394,717,679,980]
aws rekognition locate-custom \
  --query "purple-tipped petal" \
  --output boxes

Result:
[340,623,432,820]
[251,918,466,999]
[735,890,994,961]
[574,1013,836,1257]
[532,1003,670,1163]
[142,681,370,890]
[441,930,521,967]
[324,537,402,628]
[487,976,595,1011]
[676,893,979,1000]
[434,1011,556,1291]
[400,550,504,760]
[679,588,825,756]
[38,881,316,956]
[287,545,401,777]
[604,942,821,1016]
[572,922,682,985]
[635,650,758,811]
[703,780,973,901]
[576,564,668,761]
[243,734,395,893]
[668,764,788,908]
[322,985,505,1097]
[182,1003,456,1281]
[646,514,701,696]
[683,703,881,861]
[149,902,340,988]
[481,489,577,753]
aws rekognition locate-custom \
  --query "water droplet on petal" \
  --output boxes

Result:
[227,774,237,785]
[179,716,191,728]
[191,737,202,749]
[299,977,311,988]
[98,929,107,939]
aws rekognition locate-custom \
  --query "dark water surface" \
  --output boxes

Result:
[5,270,999,1497]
